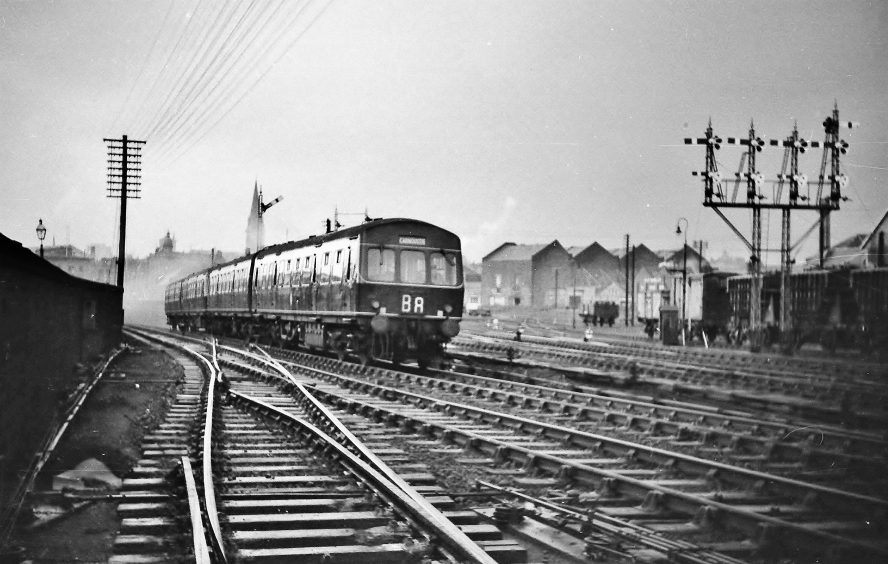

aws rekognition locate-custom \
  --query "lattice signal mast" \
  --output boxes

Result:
[684,103,855,351]
[105,135,146,289]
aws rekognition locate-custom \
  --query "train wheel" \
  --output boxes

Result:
[331,333,347,361]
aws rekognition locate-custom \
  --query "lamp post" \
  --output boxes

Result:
[36,219,47,258]
[675,217,688,342]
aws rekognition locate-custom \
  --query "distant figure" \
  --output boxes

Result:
[492,318,500,330]
[584,328,593,342]
[514,326,523,341]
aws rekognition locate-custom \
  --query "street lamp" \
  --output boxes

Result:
[36,219,47,258]
[675,217,688,342]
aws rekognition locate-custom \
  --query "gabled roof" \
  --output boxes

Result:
[483,242,547,262]
[838,233,869,248]
[531,240,571,260]
[861,209,888,248]
[573,242,618,263]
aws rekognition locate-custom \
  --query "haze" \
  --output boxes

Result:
[1,0,886,266]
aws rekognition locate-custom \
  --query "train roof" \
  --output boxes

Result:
[254,217,458,258]
[170,217,459,283]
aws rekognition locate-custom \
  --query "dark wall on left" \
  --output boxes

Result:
[0,232,122,500]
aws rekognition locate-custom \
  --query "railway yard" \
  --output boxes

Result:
[5,320,886,564]
[4,3,888,563]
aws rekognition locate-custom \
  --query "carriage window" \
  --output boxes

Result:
[430,252,458,285]
[366,248,395,282]
[400,250,426,284]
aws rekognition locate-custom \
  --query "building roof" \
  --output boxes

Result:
[1,231,118,292]
[804,233,869,269]
[483,242,547,262]
[861,209,888,248]
[463,265,482,282]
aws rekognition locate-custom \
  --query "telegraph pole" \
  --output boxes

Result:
[624,234,630,326]
[105,135,145,289]
[630,245,636,326]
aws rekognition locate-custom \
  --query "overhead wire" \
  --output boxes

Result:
[143,0,241,139]
[108,0,177,135]
[158,0,332,165]
[137,0,215,137]
[128,0,206,136]
[112,0,333,167]
[146,0,287,157]
[148,0,284,149]
[146,1,252,145]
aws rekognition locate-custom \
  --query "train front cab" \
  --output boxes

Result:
[358,222,463,366]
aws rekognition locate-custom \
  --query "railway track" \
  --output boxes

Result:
[91,327,886,562]
[117,329,510,563]
[451,332,888,427]
[209,339,887,562]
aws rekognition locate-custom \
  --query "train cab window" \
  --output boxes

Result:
[430,252,458,285]
[367,248,395,282]
[400,250,426,284]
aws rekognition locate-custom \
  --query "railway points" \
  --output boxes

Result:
[5,321,886,563]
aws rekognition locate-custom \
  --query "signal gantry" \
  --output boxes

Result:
[684,103,856,351]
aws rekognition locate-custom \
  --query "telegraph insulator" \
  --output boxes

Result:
[754,137,764,151]
[838,140,848,154]
[794,174,808,186]
[753,173,764,186]
[837,174,849,188]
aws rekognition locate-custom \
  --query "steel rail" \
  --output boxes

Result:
[452,339,888,423]
[224,387,495,564]
[420,362,888,454]
[126,328,228,563]
[0,346,124,548]
[462,330,886,393]
[201,341,227,564]
[477,480,748,564]
[224,343,497,564]
[285,359,888,513]
[263,360,887,560]
[180,456,211,563]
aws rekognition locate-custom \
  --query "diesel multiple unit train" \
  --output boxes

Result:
[164,218,464,367]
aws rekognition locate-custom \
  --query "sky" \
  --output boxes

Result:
[1,0,887,267]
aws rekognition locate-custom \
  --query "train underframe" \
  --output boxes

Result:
[168,312,455,368]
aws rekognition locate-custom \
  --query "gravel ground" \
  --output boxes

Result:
[8,343,183,563]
